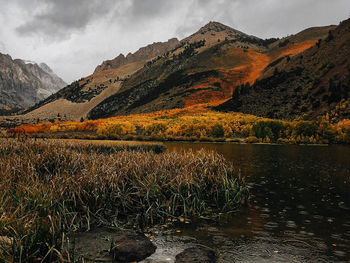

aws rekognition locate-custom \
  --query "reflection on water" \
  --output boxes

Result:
[146,143,350,262]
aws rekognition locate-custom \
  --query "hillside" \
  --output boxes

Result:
[217,19,349,122]
[87,22,332,119]
[3,21,336,125]
[0,54,66,112]
[94,38,180,73]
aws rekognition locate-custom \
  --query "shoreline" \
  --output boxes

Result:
[2,132,338,147]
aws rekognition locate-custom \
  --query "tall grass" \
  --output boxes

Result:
[0,139,248,262]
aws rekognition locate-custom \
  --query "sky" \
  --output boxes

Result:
[0,0,349,83]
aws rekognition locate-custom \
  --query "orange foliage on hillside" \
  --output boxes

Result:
[243,51,271,84]
[184,41,317,107]
[269,40,317,60]
[185,77,229,107]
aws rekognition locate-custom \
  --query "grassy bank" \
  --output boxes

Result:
[0,139,248,262]
[7,108,350,144]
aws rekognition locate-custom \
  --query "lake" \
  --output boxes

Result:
[145,142,350,262]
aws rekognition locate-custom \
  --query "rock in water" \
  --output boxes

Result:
[112,231,156,262]
[175,245,216,263]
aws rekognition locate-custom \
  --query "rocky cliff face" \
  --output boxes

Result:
[94,38,180,73]
[0,53,66,109]
[23,61,67,98]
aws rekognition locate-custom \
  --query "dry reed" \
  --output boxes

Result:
[0,139,248,262]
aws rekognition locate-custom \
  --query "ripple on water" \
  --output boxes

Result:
[330,233,346,242]
[298,210,309,215]
[327,217,334,223]
[261,207,270,213]
[212,234,228,245]
[286,221,297,229]
[334,250,347,258]
[261,213,270,219]
[264,221,279,230]
[218,237,329,263]
[207,227,219,233]
[312,214,324,220]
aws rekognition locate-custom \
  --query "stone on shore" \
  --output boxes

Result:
[112,231,157,262]
[175,245,216,263]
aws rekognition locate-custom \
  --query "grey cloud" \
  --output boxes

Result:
[0,41,8,53]
[114,0,182,29]
[16,0,116,40]
[175,0,238,39]
[129,0,175,18]
[175,0,350,39]
[1,0,348,82]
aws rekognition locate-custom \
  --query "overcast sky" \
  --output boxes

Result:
[0,0,349,83]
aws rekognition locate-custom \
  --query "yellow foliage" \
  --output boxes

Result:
[97,121,136,138]
[245,136,259,143]
[9,104,350,144]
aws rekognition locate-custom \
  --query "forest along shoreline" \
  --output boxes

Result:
[0,138,248,262]
[3,108,350,145]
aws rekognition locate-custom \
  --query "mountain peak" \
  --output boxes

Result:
[199,21,244,35]
[202,21,229,30]
[39,63,53,74]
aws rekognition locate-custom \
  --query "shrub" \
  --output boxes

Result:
[277,138,290,144]
[97,122,136,138]
[245,136,259,143]
[211,123,225,138]
[295,121,318,137]
[252,120,285,141]
[145,123,167,136]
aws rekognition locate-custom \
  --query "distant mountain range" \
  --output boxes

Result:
[0,54,66,113]
[2,19,349,125]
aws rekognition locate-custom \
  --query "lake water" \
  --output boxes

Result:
[145,142,350,263]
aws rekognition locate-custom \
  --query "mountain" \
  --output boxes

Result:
[217,19,349,122]
[13,21,336,123]
[0,54,67,111]
[24,61,67,98]
[86,22,332,120]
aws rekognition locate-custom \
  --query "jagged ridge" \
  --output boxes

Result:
[94,38,180,73]
[0,53,66,110]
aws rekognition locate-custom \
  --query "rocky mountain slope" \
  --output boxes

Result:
[26,62,67,98]
[0,54,66,111]
[10,21,336,123]
[94,38,180,73]
[217,19,349,122]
